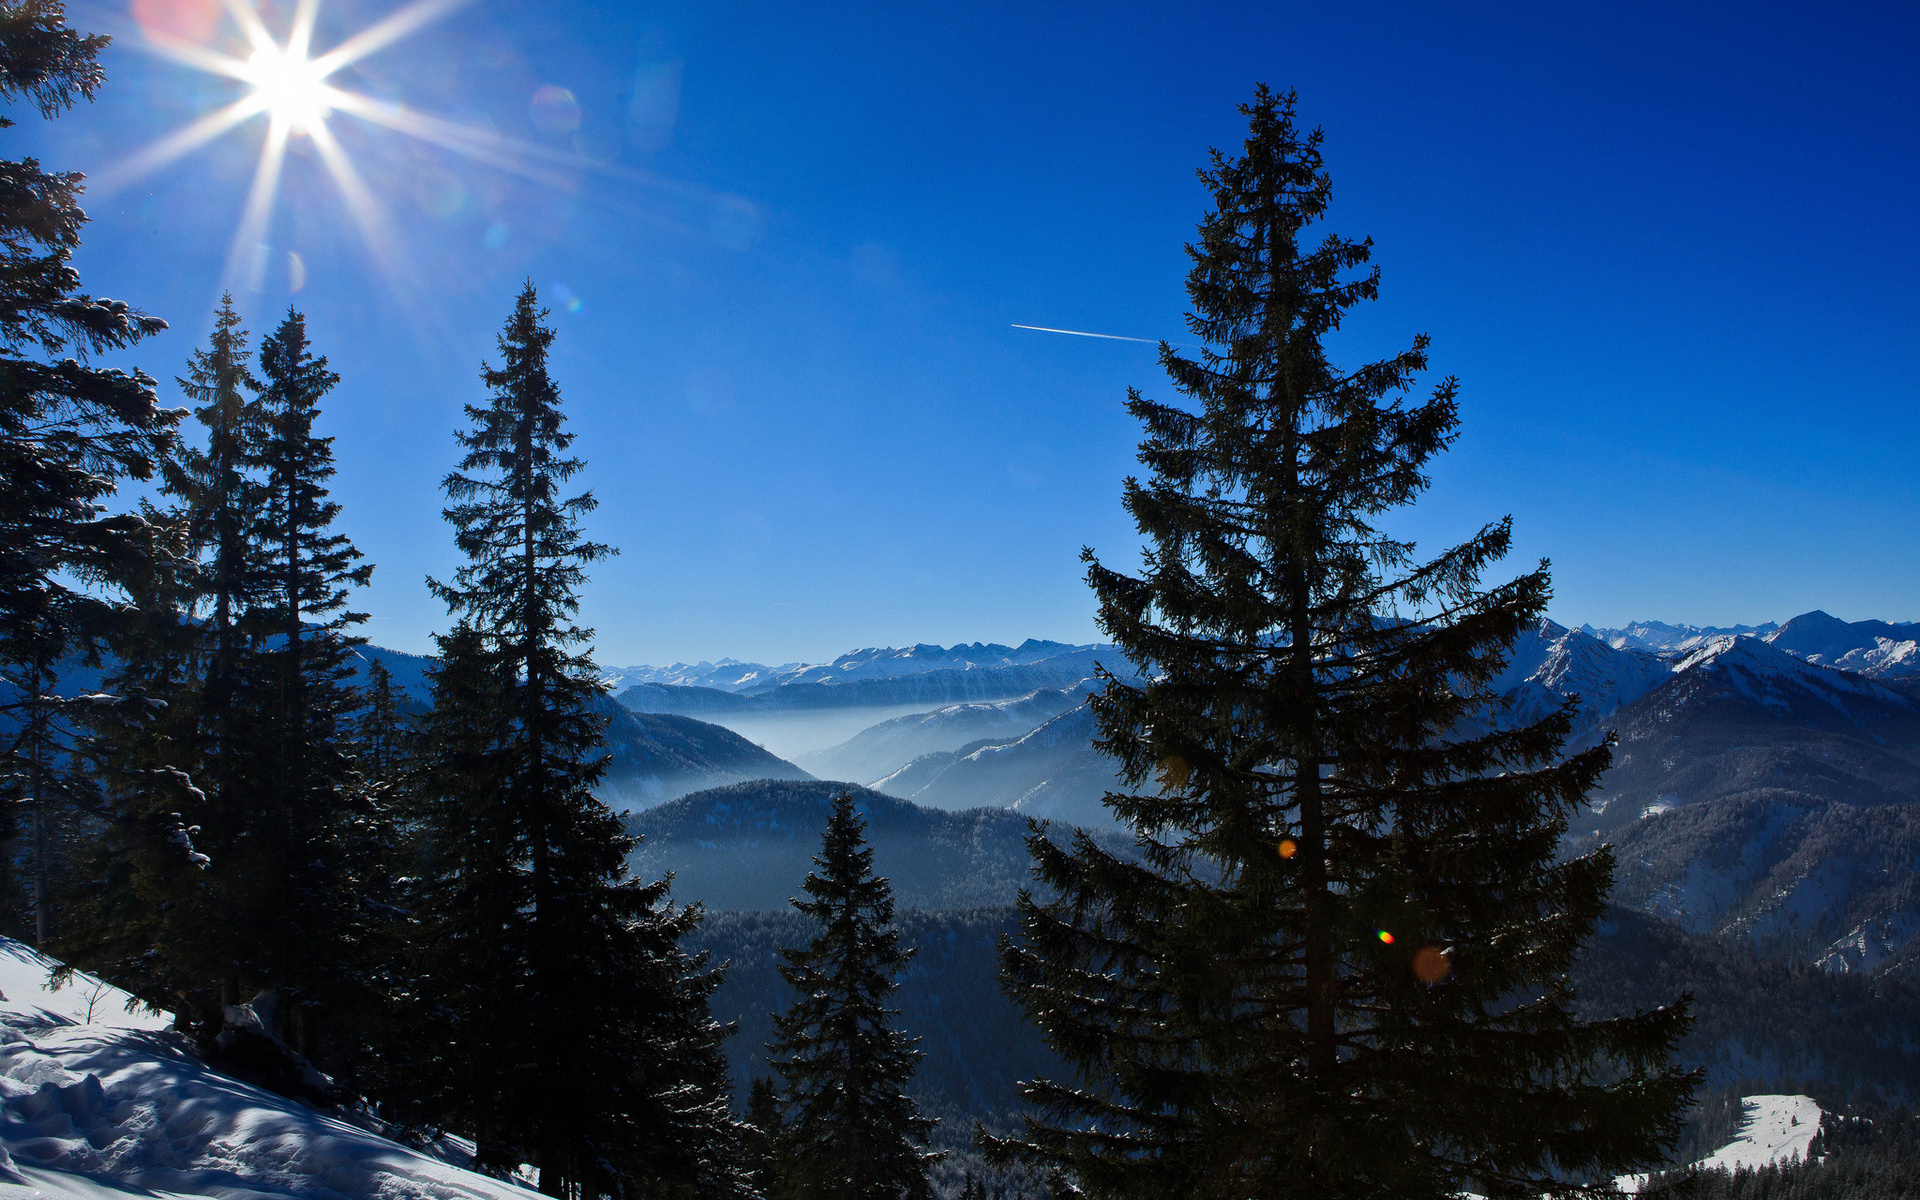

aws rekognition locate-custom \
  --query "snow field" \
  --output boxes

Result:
[0,939,534,1199]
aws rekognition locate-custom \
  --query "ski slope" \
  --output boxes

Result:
[0,938,533,1199]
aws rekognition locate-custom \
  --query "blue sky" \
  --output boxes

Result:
[31,0,1920,664]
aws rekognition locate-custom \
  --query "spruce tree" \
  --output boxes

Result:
[419,282,745,1197]
[769,792,939,1200]
[240,306,379,1066]
[981,87,1697,1200]
[0,0,178,940]
[55,304,263,1015]
[352,657,407,791]
[744,1076,785,1199]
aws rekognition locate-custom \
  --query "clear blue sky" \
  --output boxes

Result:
[33,0,1920,664]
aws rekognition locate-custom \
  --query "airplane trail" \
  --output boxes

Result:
[1011,323,1163,344]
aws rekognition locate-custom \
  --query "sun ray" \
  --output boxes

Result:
[218,0,277,55]
[130,31,253,82]
[90,94,269,195]
[222,113,292,293]
[326,91,581,190]
[286,0,322,63]
[309,0,471,76]
[305,117,413,288]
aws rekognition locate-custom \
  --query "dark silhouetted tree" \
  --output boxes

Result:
[416,282,745,1198]
[0,0,178,942]
[770,792,939,1200]
[981,86,1697,1200]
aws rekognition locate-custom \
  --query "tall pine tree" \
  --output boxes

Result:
[56,302,262,1015]
[0,0,178,941]
[419,282,745,1198]
[769,792,939,1200]
[240,306,380,1067]
[981,87,1696,1200]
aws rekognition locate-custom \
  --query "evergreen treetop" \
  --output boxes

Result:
[771,792,939,1200]
[982,85,1695,1200]
[415,284,743,1199]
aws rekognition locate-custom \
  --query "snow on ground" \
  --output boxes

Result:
[1616,1093,1821,1192]
[0,938,534,1199]
[1695,1094,1822,1174]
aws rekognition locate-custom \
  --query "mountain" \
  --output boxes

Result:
[1491,618,1671,737]
[592,695,813,810]
[619,646,1119,716]
[1559,635,1920,970]
[624,779,1128,911]
[750,640,1096,692]
[1576,635,1920,834]
[601,658,794,693]
[866,617,1674,827]
[884,705,1121,828]
[1763,610,1920,679]
[1581,620,1780,655]
[794,683,1094,786]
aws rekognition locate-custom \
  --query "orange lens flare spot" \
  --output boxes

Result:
[1156,755,1190,791]
[1376,930,1394,945]
[1276,838,1297,859]
[1413,945,1452,983]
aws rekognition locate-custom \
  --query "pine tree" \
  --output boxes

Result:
[769,792,939,1200]
[54,304,263,1017]
[744,1076,786,1199]
[352,657,407,791]
[419,282,745,1197]
[238,306,379,1067]
[0,0,178,940]
[980,87,1697,1200]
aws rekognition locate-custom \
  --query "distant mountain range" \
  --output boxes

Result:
[604,640,1099,695]
[618,645,1123,716]
[1584,610,1919,679]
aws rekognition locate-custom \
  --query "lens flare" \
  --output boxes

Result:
[1276,838,1298,859]
[242,44,334,131]
[1413,945,1452,984]
[1376,930,1394,945]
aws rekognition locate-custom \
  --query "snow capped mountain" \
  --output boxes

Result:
[1581,619,1778,655]
[1762,610,1920,679]
[1667,634,1908,714]
[604,640,1103,697]
[1493,618,1670,736]
[601,658,797,693]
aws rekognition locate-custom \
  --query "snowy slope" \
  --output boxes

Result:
[1492,619,1669,736]
[1668,635,1908,714]
[1695,1095,1821,1173]
[0,940,533,1199]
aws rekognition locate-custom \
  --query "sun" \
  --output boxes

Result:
[241,44,335,133]
[95,0,582,296]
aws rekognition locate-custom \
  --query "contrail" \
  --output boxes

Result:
[1012,323,1163,344]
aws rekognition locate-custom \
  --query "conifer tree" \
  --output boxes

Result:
[239,306,378,1065]
[419,283,745,1197]
[744,1076,785,1199]
[0,0,178,938]
[352,657,407,791]
[55,304,262,1013]
[981,87,1696,1200]
[769,793,938,1200]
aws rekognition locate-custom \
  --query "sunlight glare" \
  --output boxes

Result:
[242,44,334,131]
